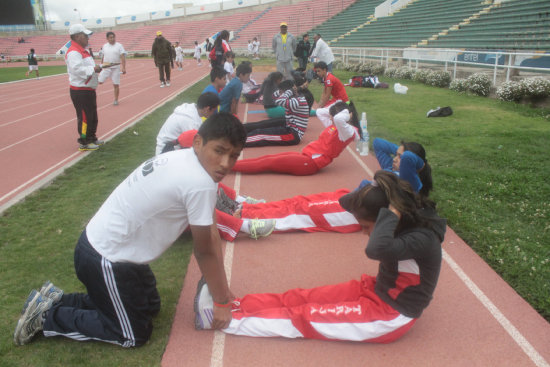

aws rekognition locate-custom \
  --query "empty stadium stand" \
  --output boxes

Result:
[420,0,550,51]
[331,0,490,48]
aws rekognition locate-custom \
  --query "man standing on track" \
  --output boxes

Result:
[25,48,39,79]
[152,31,173,88]
[99,32,127,106]
[65,24,103,151]
[272,22,296,80]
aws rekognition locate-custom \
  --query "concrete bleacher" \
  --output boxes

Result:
[231,0,355,48]
[420,0,550,51]
[307,0,379,44]
[331,0,489,48]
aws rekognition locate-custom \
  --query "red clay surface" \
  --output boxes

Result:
[2,67,549,366]
[0,58,208,210]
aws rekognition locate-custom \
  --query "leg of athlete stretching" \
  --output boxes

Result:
[232,152,318,175]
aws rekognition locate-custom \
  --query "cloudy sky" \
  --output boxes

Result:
[44,0,220,21]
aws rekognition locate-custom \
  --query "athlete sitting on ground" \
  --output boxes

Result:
[194,170,446,343]
[243,79,310,148]
[232,101,361,176]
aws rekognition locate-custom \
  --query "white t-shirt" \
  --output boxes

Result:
[175,46,184,58]
[101,42,126,64]
[224,61,234,81]
[252,40,260,53]
[155,103,202,155]
[86,149,217,264]
[311,38,334,65]
[247,43,254,54]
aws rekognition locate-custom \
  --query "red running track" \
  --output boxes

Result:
[0,58,209,211]
[162,76,550,367]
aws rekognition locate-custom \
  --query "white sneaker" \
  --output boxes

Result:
[166,81,171,87]
[194,278,214,330]
[249,219,276,239]
[160,82,165,88]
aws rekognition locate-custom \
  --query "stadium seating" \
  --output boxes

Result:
[307,0,380,44]
[420,0,550,50]
[331,0,489,48]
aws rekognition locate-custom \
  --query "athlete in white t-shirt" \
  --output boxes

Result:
[175,42,184,70]
[193,41,202,66]
[14,113,247,347]
[98,31,126,105]
[155,92,220,155]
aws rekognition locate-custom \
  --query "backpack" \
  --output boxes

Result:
[427,106,453,117]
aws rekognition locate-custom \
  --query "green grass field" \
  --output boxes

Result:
[0,60,548,366]
[0,65,67,83]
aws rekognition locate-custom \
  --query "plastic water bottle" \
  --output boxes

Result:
[359,112,369,156]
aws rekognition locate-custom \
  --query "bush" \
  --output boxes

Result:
[521,77,550,99]
[395,66,415,80]
[413,69,431,84]
[384,67,398,78]
[449,78,469,92]
[496,81,524,102]
[467,73,492,96]
[427,70,451,88]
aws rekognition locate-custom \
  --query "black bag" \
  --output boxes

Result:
[427,106,453,117]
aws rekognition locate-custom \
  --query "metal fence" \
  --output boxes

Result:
[332,47,550,85]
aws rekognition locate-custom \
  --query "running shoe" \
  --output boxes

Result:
[160,82,165,88]
[166,81,171,87]
[249,219,276,240]
[13,290,53,345]
[194,277,214,330]
[79,143,99,151]
[244,196,266,205]
[39,281,63,304]
[216,188,239,215]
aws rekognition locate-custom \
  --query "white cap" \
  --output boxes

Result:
[69,24,93,36]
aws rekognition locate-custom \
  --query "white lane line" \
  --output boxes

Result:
[209,102,249,367]
[443,250,549,367]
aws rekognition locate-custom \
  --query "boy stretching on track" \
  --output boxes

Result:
[314,61,349,108]
[232,101,361,175]
[13,113,246,347]
[219,62,252,115]
[195,170,446,343]
[244,79,310,147]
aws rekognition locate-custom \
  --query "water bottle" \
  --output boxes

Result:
[359,112,369,156]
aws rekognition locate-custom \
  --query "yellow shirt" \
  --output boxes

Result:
[282,34,287,50]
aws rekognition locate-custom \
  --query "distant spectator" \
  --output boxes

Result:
[247,40,253,57]
[311,33,334,73]
[209,30,231,68]
[272,22,296,80]
[174,42,183,70]
[205,38,213,53]
[193,41,202,66]
[295,34,311,70]
[252,37,260,60]
[25,48,39,79]
[151,31,173,88]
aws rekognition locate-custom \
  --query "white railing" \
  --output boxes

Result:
[332,47,550,85]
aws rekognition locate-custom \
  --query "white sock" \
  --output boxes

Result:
[240,219,251,234]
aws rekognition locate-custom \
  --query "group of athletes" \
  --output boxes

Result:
[13,24,446,350]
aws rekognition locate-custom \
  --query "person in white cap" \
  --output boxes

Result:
[65,24,103,151]
[272,22,296,80]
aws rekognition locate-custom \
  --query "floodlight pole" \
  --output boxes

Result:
[74,8,81,22]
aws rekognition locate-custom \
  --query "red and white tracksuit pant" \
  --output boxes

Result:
[215,183,360,242]
[223,274,416,343]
